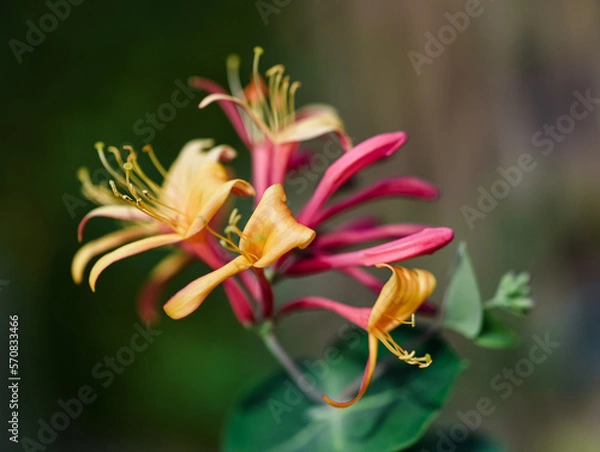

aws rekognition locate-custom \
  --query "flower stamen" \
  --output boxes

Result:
[226,54,245,101]
[251,47,272,125]
[403,314,416,327]
[372,328,432,369]
[123,146,162,194]
[77,167,115,205]
[142,144,168,178]
[204,220,258,264]
[96,142,127,186]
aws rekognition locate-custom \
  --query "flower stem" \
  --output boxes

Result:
[253,268,274,318]
[261,331,324,404]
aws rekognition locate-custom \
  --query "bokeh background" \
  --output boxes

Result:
[1,0,600,451]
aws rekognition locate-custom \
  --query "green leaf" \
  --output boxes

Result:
[223,328,464,452]
[475,313,520,349]
[486,271,533,315]
[405,431,506,452]
[442,242,484,339]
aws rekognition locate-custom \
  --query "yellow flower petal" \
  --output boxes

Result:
[240,184,315,268]
[163,255,251,319]
[88,233,182,292]
[155,140,255,237]
[368,264,436,332]
[71,226,153,284]
[162,139,234,200]
[78,205,151,242]
[184,175,255,238]
[275,104,345,145]
[323,334,379,408]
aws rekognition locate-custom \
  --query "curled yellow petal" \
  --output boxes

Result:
[369,264,436,332]
[240,184,315,268]
[163,255,251,319]
[184,175,255,238]
[162,139,233,199]
[323,334,379,408]
[160,141,255,236]
[276,104,345,145]
[78,205,150,242]
[88,233,182,292]
[71,226,153,284]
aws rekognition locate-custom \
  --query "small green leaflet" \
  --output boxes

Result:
[486,272,534,315]
[441,242,484,339]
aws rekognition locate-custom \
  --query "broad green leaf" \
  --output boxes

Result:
[475,313,519,349]
[442,242,483,339]
[223,328,464,452]
[406,431,506,452]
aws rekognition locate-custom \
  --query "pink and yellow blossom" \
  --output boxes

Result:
[279,264,436,407]
[163,184,316,319]
[72,139,257,324]
[191,47,350,199]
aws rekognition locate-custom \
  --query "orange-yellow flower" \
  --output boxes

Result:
[72,139,255,293]
[279,264,436,408]
[163,184,316,319]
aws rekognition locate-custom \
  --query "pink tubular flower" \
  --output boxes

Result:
[190,47,350,201]
[276,132,454,290]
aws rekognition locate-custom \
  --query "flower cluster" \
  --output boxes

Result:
[73,48,454,407]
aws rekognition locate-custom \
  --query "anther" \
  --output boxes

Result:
[266,64,284,78]
[227,54,240,69]
[122,145,136,156]
[109,180,120,197]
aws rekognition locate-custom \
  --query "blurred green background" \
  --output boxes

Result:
[1,0,599,451]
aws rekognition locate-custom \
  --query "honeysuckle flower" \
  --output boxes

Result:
[274,132,453,280]
[72,139,258,324]
[278,264,436,408]
[163,184,316,320]
[191,47,350,199]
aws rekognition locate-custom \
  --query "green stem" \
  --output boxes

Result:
[484,297,503,309]
[261,331,324,404]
